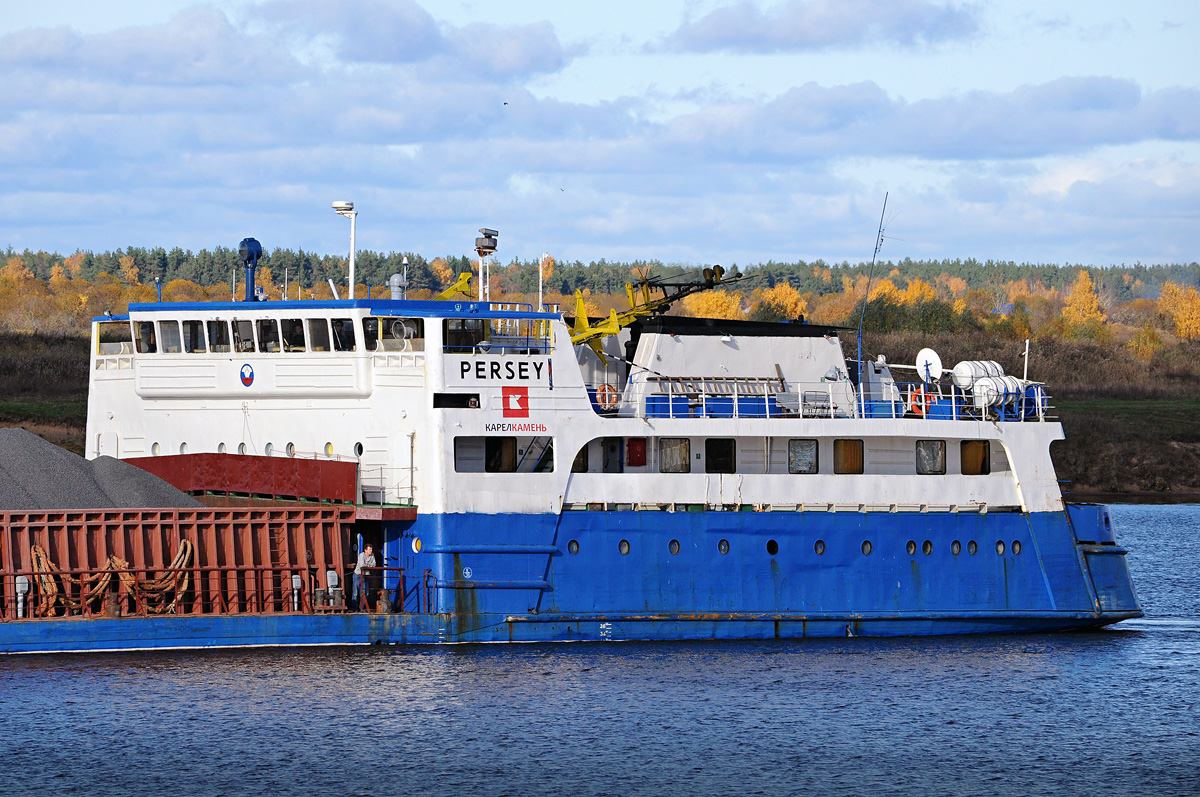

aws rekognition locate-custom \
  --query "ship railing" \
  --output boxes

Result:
[858,381,1052,422]
[357,465,416,506]
[638,375,855,419]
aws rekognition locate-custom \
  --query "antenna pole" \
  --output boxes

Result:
[857,192,888,416]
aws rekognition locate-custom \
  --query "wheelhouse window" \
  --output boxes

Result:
[444,319,487,352]
[281,319,305,352]
[833,439,864,474]
[232,320,256,353]
[332,318,356,351]
[134,321,157,353]
[308,319,331,352]
[365,317,425,352]
[659,438,691,473]
[916,440,946,475]
[961,440,991,475]
[182,320,205,353]
[207,320,231,353]
[256,319,281,353]
[705,438,736,474]
[788,439,819,474]
[158,321,182,353]
[96,321,133,355]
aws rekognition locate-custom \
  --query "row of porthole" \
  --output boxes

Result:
[149,441,366,458]
[567,538,1023,557]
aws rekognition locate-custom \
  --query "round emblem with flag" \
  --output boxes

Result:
[240,363,254,387]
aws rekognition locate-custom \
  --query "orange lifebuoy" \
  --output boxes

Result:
[909,385,929,416]
[596,383,619,410]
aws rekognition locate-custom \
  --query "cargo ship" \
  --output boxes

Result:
[0,241,1141,652]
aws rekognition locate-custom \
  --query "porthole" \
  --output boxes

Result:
[718,539,730,555]
[1012,540,1022,555]
[354,442,364,457]
[951,540,962,555]
[861,540,872,556]
[619,539,630,555]
[286,442,296,457]
[996,540,1006,555]
[766,539,779,556]
[151,442,161,456]
[906,540,917,556]
[567,540,580,556]
[324,442,334,457]
[922,540,933,556]
[237,442,247,455]
[814,540,826,555]
[264,442,274,456]
[968,540,978,555]
[179,442,188,455]
[411,537,422,554]
[218,442,227,454]
[669,539,680,555]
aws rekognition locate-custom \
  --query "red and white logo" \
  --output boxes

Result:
[502,386,529,418]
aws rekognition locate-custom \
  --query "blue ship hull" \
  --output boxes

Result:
[0,505,1140,654]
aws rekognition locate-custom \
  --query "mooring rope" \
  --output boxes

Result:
[29,540,194,616]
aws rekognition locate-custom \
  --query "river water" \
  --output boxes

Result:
[2,504,1197,796]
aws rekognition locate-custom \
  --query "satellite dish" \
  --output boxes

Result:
[915,348,943,382]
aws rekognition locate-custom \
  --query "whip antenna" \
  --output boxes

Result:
[856,193,888,413]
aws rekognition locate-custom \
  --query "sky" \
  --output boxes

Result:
[1,0,1197,267]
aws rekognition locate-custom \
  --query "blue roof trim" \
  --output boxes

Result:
[122,299,560,320]
[92,314,131,322]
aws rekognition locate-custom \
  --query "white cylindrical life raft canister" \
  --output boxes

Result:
[973,375,1025,408]
[952,360,1004,390]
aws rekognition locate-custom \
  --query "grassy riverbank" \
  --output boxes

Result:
[2,331,1197,499]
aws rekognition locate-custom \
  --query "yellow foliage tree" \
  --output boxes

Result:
[1061,270,1106,327]
[868,279,899,302]
[1127,323,1164,363]
[752,283,807,320]
[899,278,937,305]
[430,257,453,287]
[2,256,34,282]
[64,252,85,277]
[937,273,968,298]
[680,290,746,320]
[1159,282,1200,340]
[118,255,140,286]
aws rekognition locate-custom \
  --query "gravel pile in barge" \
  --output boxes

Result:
[0,428,201,510]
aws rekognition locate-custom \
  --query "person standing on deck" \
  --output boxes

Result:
[353,543,375,611]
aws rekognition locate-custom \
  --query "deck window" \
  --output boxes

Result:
[833,439,864,474]
[961,440,991,475]
[232,320,256,353]
[332,318,356,351]
[207,321,231,353]
[256,319,280,353]
[705,438,736,474]
[281,319,305,352]
[916,440,946,475]
[96,321,133,355]
[444,318,487,352]
[788,439,819,474]
[366,317,425,352]
[182,320,205,353]
[134,321,157,353]
[158,321,182,353]
[308,319,331,352]
[659,438,691,473]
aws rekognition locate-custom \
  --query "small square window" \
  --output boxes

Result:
[833,439,864,474]
[788,439,818,474]
[916,440,946,475]
[659,438,691,473]
[961,440,991,475]
[705,439,736,473]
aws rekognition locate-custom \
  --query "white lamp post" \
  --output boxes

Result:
[332,201,357,300]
